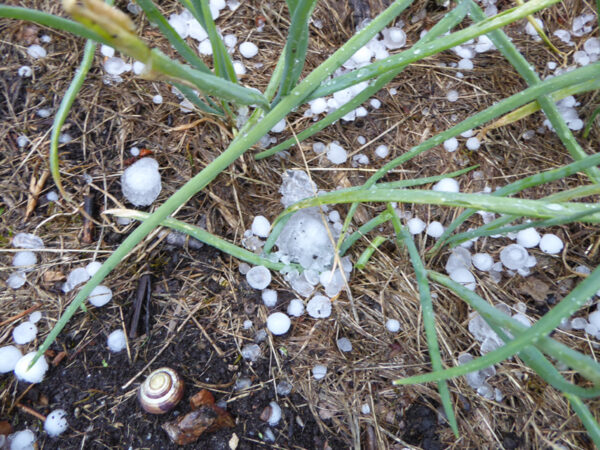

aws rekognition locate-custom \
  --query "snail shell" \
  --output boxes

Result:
[138,367,184,414]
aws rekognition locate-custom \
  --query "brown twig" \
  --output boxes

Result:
[81,192,95,243]
[16,403,47,422]
[24,169,50,221]
[0,303,42,327]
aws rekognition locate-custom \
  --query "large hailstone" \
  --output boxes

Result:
[246,266,272,290]
[276,210,335,271]
[0,346,23,373]
[266,312,291,335]
[121,157,162,206]
[14,352,49,383]
[500,244,529,270]
[44,409,69,437]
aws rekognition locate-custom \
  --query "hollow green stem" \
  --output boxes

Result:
[33,0,417,365]
[429,271,600,387]
[256,0,470,159]
[308,0,562,99]
[430,151,600,254]
[278,189,600,223]
[104,209,299,271]
[388,205,458,436]
[50,39,97,201]
[393,264,600,385]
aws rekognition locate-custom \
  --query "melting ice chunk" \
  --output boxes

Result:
[336,337,352,352]
[7,272,27,289]
[432,178,459,193]
[251,215,271,238]
[287,299,305,317]
[312,364,327,380]
[539,233,563,254]
[445,247,472,273]
[13,322,38,345]
[279,170,317,208]
[306,295,332,318]
[246,266,271,290]
[276,210,335,271]
[88,285,113,307]
[319,269,345,297]
[12,233,44,249]
[239,42,258,58]
[516,227,540,248]
[326,142,348,164]
[266,312,291,335]
[407,217,426,234]
[241,343,261,361]
[62,267,91,293]
[500,244,529,270]
[13,251,37,270]
[472,253,493,271]
[385,319,401,332]
[0,346,22,373]
[107,329,126,352]
[261,289,278,307]
[27,44,47,59]
[381,27,406,49]
[121,157,162,206]
[449,268,476,290]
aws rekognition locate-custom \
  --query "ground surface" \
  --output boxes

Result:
[1,0,600,448]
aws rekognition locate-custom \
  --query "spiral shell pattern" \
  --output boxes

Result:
[138,367,184,414]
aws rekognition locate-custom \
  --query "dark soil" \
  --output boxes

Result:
[5,245,345,449]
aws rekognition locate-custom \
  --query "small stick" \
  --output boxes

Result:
[121,301,206,390]
[16,403,47,422]
[24,169,50,221]
[82,193,95,243]
[0,303,42,327]
[129,274,151,339]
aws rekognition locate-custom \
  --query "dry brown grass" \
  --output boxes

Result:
[1,0,600,447]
